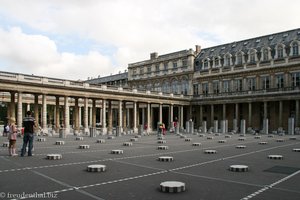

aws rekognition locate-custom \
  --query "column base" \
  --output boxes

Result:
[64,128,70,135]
[102,127,107,135]
[84,128,89,135]
[133,127,138,134]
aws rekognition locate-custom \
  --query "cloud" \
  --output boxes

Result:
[0,0,300,80]
[0,27,115,80]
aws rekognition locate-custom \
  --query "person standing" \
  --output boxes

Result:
[7,117,18,156]
[21,111,36,157]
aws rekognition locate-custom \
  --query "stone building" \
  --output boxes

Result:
[192,28,300,133]
[86,71,128,87]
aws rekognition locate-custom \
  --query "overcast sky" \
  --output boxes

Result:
[0,0,299,80]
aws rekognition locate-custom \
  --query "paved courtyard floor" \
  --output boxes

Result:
[0,132,299,200]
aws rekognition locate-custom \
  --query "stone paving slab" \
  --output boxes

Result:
[0,133,299,200]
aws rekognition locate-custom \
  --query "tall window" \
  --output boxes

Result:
[263,49,269,61]
[213,81,219,94]
[181,79,189,95]
[203,59,209,69]
[291,72,300,87]
[146,83,152,91]
[237,52,243,65]
[171,80,178,94]
[154,82,161,92]
[164,63,168,71]
[147,66,151,73]
[247,77,256,91]
[249,50,256,63]
[193,84,199,95]
[202,83,208,95]
[277,45,284,59]
[140,67,144,74]
[173,62,177,68]
[182,59,188,67]
[223,80,230,93]
[292,42,299,56]
[234,79,243,91]
[214,57,219,67]
[276,74,284,89]
[162,81,169,93]
[225,55,231,66]
[155,64,159,72]
[261,76,270,90]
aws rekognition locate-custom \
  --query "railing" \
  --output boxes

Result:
[0,71,190,100]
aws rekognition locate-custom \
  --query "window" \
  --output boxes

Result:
[173,62,177,68]
[234,79,243,91]
[276,74,284,89]
[202,83,208,95]
[155,65,159,72]
[213,81,219,94]
[225,55,231,66]
[292,42,299,56]
[146,83,152,91]
[247,77,256,91]
[193,84,199,95]
[277,45,284,59]
[147,66,151,73]
[181,79,189,95]
[182,59,188,67]
[203,59,209,69]
[291,72,300,87]
[171,80,178,94]
[140,67,144,74]
[154,82,161,92]
[261,76,270,90]
[164,63,168,70]
[263,49,269,61]
[214,57,219,67]
[162,81,170,93]
[223,80,230,93]
[237,52,243,65]
[249,50,256,63]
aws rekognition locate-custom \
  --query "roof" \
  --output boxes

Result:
[196,28,300,61]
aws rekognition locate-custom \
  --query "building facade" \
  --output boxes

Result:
[192,28,300,132]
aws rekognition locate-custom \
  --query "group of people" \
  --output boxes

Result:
[3,111,36,157]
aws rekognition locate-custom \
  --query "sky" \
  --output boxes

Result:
[0,0,299,81]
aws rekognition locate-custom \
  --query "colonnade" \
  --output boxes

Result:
[6,92,184,135]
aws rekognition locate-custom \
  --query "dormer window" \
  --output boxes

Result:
[277,45,284,58]
[262,48,269,61]
[236,52,243,65]
[203,59,209,69]
[292,42,299,56]
[225,54,231,66]
[249,50,256,63]
[214,57,219,67]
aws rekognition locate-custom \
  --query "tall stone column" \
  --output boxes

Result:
[108,100,113,134]
[180,106,184,129]
[170,104,174,127]
[99,107,102,127]
[199,105,203,126]
[211,104,214,128]
[92,99,96,128]
[147,103,151,133]
[17,92,22,128]
[55,96,60,132]
[123,102,127,131]
[64,96,70,134]
[34,94,39,127]
[42,94,47,132]
[27,103,30,112]
[74,98,79,134]
[222,104,226,120]
[296,100,299,127]
[10,92,16,119]
[142,107,145,126]
[159,103,163,123]
[118,100,123,133]
[279,101,283,127]
[264,102,268,119]
[89,107,92,127]
[102,99,107,135]
[79,106,82,127]
[235,103,239,122]
[84,98,89,134]
[248,102,252,127]
[133,101,138,133]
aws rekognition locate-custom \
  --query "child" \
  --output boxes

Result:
[8,117,18,156]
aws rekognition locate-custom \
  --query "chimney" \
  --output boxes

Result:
[150,52,158,60]
[195,45,201,54]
